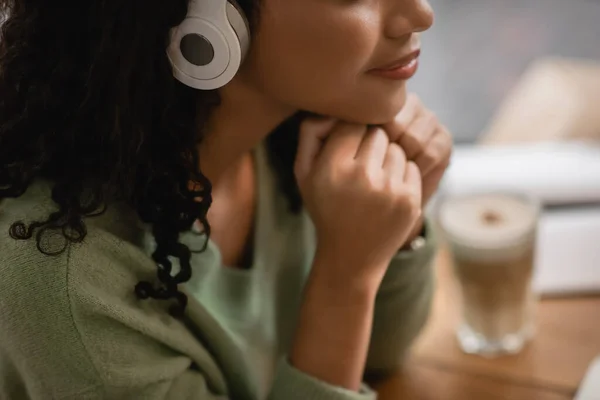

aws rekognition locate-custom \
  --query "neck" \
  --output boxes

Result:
[198,78,295,184]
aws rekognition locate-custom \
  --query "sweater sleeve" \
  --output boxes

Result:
[269,358,377,400]
[365,217,438,374]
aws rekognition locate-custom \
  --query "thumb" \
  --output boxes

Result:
[294,117,337,182]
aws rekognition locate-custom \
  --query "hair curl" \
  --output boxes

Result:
[0,0,302,317]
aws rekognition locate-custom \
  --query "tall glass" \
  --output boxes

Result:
[437,191,540,356]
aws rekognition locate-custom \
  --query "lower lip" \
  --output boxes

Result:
[370,58,419,80]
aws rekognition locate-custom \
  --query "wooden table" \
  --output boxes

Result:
[375,248,600,399]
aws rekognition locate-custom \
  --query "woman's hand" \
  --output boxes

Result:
[291,118,422,391]
[294,118,422,286]
[382,93,453,245]
[383,93,453,208]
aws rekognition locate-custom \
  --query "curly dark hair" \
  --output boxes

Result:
[0,0,302,317]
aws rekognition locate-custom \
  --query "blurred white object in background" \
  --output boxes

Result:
[575,355,600,400]
[534,206,600,296]
[440,141,600,206]
[435,141,600,296]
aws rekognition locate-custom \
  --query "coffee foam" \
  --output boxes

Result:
[438,192,540,263]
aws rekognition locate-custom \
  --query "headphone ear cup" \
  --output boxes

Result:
[226,0,251,59]
[168,0,251,90]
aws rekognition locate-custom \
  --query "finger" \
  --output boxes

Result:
[398,111,438,160]
[318,122,367,165]
[422,160,448,206]
[413,126,453,176]
[295,117,337,180]
[383,142,407,178]
[404,161,422,207]
[355,127,389,169]
[383,93,421,142]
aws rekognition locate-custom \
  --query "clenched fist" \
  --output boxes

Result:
[384,93,453,208]
[294,118,423,285]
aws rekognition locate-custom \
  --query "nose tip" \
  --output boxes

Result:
[386,0,434,38]
[414,0,434,32]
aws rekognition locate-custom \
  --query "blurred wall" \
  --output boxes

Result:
[408,0,600,143]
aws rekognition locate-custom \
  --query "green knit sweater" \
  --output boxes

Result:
[0,144,436,400]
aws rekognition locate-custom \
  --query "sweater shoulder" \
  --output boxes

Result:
[0,181,168,397]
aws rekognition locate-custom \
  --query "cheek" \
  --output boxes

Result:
[251,12,374,87]
[244,6,407,124]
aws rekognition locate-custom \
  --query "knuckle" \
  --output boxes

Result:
[353,165,375,185]
[298,119,315,135]
[322,160,347,180]
[408,131,426,148]
[388,142,405,159]
[436,130,454,160]
[441,138,453,159]
[382,179,395,196]
[363,128,386,149]
[402,189,420,209]
[420,150,437,166]
[393,117,409,134]
[335,159,355,178]
[408,160,421,177]
[393,189,420,217]
[372,127,389,141]
[430,137,446,157]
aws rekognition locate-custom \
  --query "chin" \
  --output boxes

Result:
[343,97,408,125]
[296,83,408,125]
[329,88,408,125]
[364,100,407,124]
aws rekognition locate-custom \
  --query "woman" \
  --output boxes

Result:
[0,0,452,399]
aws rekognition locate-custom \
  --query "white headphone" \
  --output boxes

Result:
[167,0,251,90]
